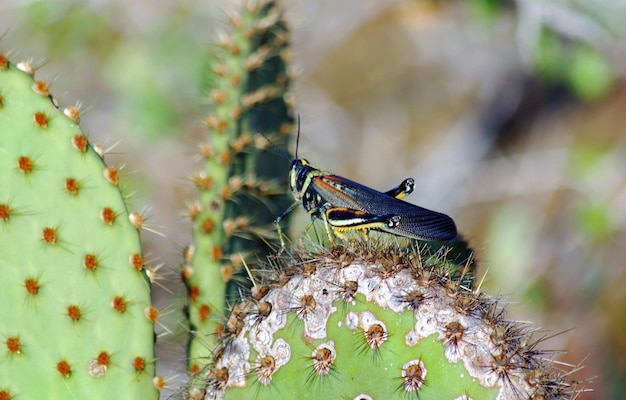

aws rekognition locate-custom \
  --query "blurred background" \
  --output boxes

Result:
[1,0,625,398]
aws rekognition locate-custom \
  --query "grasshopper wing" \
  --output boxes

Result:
[317,174,457,241]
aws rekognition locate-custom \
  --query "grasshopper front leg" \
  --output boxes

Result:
[384,178,415,199]
[275,200,300,249]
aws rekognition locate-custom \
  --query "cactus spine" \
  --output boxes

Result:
[0,55,158,399]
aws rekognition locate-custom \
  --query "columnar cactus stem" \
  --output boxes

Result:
[184,0,294,380]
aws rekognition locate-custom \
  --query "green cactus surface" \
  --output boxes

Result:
[184,0,294,377]
[189,240,579,400]
[0,55,158,399]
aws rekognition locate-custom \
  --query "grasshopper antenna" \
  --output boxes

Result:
[258,131,291,162]
[295,114,300,160]
[257,115,299,163]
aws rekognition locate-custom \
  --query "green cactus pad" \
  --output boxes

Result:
[191,241,578,400]
[0,56,157,399]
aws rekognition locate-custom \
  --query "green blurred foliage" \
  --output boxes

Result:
[484,203,537,295]
[533,27,568,81]
[568,145,618,242]
[568,143,611,178]
[20,3,120,56]
[568,46,614,100]
[469,0,503,22]
[575,200,616,243]
[9,1,212,140]
[469,0,617,100]
[533,29,614,99]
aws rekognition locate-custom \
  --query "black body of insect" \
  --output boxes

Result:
[277,157,458,243]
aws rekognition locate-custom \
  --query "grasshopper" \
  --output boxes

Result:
[272,129,457,245]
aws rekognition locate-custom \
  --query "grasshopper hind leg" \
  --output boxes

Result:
[321,211,337,246]
[325,207,399,243]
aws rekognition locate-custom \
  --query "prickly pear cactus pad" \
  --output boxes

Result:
[190,241,579,400]
[0,56,158,399]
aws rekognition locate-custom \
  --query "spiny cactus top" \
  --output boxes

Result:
[187,241,580,400]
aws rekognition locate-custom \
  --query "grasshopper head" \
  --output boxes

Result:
[289,158,310,200]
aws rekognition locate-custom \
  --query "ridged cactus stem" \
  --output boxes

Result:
[184,0,294,382]
[196,240,581,400]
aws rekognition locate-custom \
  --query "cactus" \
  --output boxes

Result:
[184,0,294,378]
[192,240,579,400]
[0,56,158,399]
